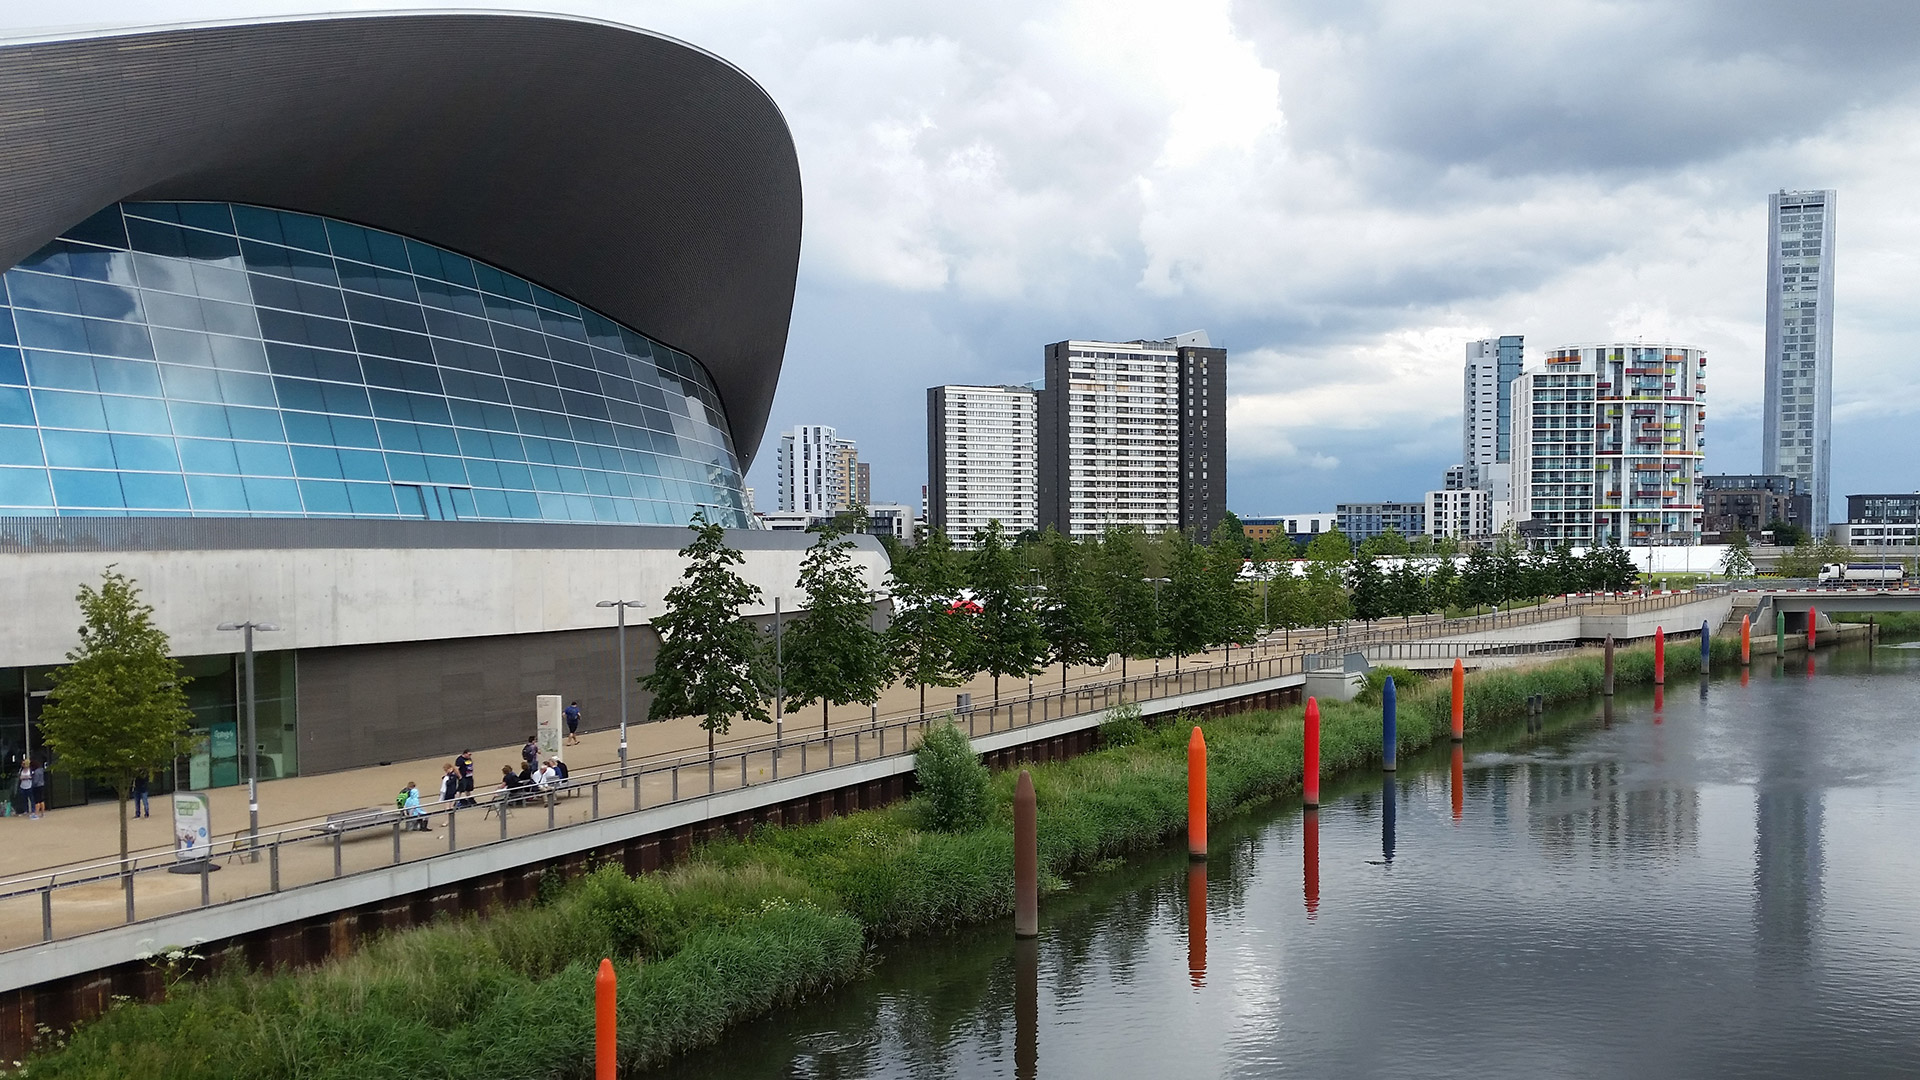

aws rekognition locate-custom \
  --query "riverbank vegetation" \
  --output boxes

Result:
[24,639,1718,1079]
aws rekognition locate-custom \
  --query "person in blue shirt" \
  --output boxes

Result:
[563,701,583,746]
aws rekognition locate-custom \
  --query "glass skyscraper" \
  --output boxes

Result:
[1463,334,1523,500]
[1761,190,1835,532]
[0,201,751,526]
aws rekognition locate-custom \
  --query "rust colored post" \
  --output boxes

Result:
[1302,699,1321,809]
[1449,659,1465,741]
[1654,626,1665,684]
[1807,606,1817,650]
[1741,615,1751,666]
[1603,634,1615,696]
[1303,808,1320,917]
[1450,744,1464,821]
[1187,861,1208,988]
[1015,936,1038,1079]
[1015,770,1038,937]
[1187,728,1209,859]
[595,958,617,1080]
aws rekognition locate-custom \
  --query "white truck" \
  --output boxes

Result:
[1818,563,1905,584]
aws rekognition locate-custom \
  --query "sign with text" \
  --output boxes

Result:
[535,694,564,764]
[172,791,212,863]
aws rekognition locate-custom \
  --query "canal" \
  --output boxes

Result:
[673,641,1920,1078]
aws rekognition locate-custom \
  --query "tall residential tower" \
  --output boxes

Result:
[927,384,1038,544]
[1463,335,1524,500]
[1762,190,1835,532]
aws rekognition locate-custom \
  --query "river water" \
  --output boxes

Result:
[674,642,1920,1079]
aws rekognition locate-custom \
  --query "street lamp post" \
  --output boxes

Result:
[596,600,646,776]
[217,620,280,861]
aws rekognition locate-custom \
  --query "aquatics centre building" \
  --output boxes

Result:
[0,10,887,802]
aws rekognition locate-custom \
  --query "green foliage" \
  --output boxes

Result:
[1205,519,1256,645]
[784,522,892,729]
[1216,509,1256,559]
[1766,520,1807,547]
[911,719,991,832]
[1159,530,1215,658]
[1304,528,1352,562]
[1036,528,1110,682]
[1301,559,1350,626]
[1719,531,1756,579]
[1348,551,1387,621]
[966,520,1048,700]
[644,517,774,744]
[1355,666,1420,706]
[1096,528,1161,663]
[1097,699,1147,748]
[40,568,194,863]
[1358,527,1410,557]
[886,528,973,711]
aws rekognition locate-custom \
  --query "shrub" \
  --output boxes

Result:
[1098,699,1147,748]
[912,719,990,832]
[1355,666,1419,705]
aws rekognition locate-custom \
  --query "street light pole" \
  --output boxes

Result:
[596,600,646,776]
[217,620,280,861]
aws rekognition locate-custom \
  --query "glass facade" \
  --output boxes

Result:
[0,202,749,525]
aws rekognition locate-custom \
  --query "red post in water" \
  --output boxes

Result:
[595,958,617,1080]
[1654,626,1666,684]
[1807,606,1817,650]
[1303,808,1321,918]
[1303,699,1321,809]
[1741,615,1751,666]
[1187,729,1208,860]
[1449,744,1464,822]
[1187,861,1208,988]
[1653,685,1664,718]
[1015,770,1038,937]
[1449,659,1465,742]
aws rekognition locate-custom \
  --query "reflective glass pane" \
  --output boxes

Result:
[178,438,240,474]
[243,477,303,512]
[119,472,188,510]
[186,474,248,511]
[234,441,294,477]
[51,469,125,508]
[0,465,54,506]
[298,480,351,514]
[101,396,172,434]
[43,430,112,468]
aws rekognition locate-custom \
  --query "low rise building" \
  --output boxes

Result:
[1425,488,1493,540]
[1702,474,1809,539]
[1844,493,1920,546]
[1336,501,1426,544]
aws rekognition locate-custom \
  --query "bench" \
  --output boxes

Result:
[317,806,403,835]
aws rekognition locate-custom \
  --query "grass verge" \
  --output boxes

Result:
[24,637,1717,1079]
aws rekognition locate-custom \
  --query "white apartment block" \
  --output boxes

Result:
[776,424,858,514]
[1463,335,1523,501]
[1513,343,1707,548]
[1762,190,1835,531]
[926,385,1038,544]
[1426,488,1494,540]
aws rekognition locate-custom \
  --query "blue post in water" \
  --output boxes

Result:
[1700,618,1711,673]
[1382,676,1398,772]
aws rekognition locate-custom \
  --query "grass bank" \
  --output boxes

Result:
[1833,610,1920,637]
[24,638,1715,1079]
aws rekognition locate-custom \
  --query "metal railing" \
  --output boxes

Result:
[1304,639,1580,670]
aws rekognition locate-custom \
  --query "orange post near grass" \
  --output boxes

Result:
[1187,729,1208,860]
[1449,660,1465,741]
[1654,626,1666,684]
[595,958,617,1080]
[1303,698,1321,809]
[1741,615,1751,665]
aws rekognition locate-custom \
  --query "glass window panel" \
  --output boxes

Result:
[384,452,428,482]
[51,469,125,508]
[14,311,90,353]
[125,217,190,259]
[298,480,351,514]
[455,428,493,457]
[522,437,554,464]
[610,498,639,524]
[247,273,303,313]
[173,203,235,234]
[328,416,379,449]
[178,438,240,474]
[367,388,413,420]
[530,284,580,318]
[425,455,468,485]
[179,228,241,263]
[102,395,173,434]
[555,467,589,495]
[143,290,206,331]
[276,211,331,254]
[342,291,428,334]
[337,260,417,301]
[549,338,593,369]
[225,406,284,442]
[376,420,422,453]
[423,307,492,346]
[320,382,372,416]
[93,357,162,396]
[119,472,189,510]
[506,490,541,519]
[0,426,42,465]
[416,424,459,456]
[564,494,595,520]
[323,220,373,265]
[189,264,251,305]
[465,458,502,487]
[472,487,510,518]
[449,487,477,519]
[560,390,610,421]
[186,474,248,511]
[0,466,54,507]
[5,271,86,315]
[528,464,561,491]
[243,477,303,512]
[490,322,548,358]
[33,390,105,429]
[583,469,612,496]
[168,401,229,438]
[0,386,28,425]
[217,371,277,408]
[291,445,343,478]
[495,461,533,489]
[234,441,294,476]
[281,411,332,444]
[353,324,436,364]
[406,394,451,426]
[482,291,541,331]
[111,433,179,471]
[25,351,97,391]
[590,497,619,523]
[208,335,268,372]
[548,440,581,467]
[346,482,397,515]
[64,206,131,249]
[231,205,285,245]
[392,483,429,518]
[264,342,360,383]
[159,363,224,403]
[538,492,570,519]
[582,313,624,352]
[42,430,113,468]
[337,449,389,482]
[152,328,215,367]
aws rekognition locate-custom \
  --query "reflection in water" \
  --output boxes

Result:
[1015,936,1038,1080]
[1303,809,1320,917]
[1654,684,1664,718]
[1381,775,1396,864]
[1186,862,1207,988]
[1754,704,1823,968]
[1450,744,1464,821]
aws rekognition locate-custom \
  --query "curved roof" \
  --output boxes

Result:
[0,10,800,465]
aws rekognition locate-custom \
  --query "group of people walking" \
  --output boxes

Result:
[12,759,47,819]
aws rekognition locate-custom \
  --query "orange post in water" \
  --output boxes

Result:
[1015,770,1038,937]
[1654,626,1666,684]
[1303,698,1321,809]
[1187,729,1208,860]
[1741,615,1751,666]
[1449,659,1465,741]
[595,958,617,1080]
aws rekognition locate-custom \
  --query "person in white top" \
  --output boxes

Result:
[534,761,559,789]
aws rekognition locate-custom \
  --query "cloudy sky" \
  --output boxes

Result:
[8,1,1920,520]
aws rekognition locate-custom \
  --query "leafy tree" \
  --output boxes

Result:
[1304,528,1352,562]
[40,569,194,871]
[1551,543,1583,595]
[1433,534,1461,559]
[1493,541,1526,605]
[1719,531,1756,580]
[1097,528,1161,678]
[1302,559,1350,625]
[644,517,774,768]
[1217,510,1256,560]
[1408,532,1436,555]
[1584,542,1639,591]
[912,720,990,832]
[1765,520,1807,547]
[784,521,892,732]
[1428,555,1461,612]
[1349,551,1388,621]
[1207,519,1257,647]
[1775,538,1821,580]
[1461,546,1497,608]
[1036,529,1110,689]
[1262,534,1300,561]
[1256,556,1298,629]
[1388,558,1428,617]
[1360,528,1411,557]
[1159,530,1214,672]
[886,527,973,717]
[967,520,1048,702]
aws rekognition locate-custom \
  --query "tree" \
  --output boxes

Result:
[1584,542,1639,591]
[1158,530,1214,670]
[1766,519,1807,547]
[1097,528,1161,679]
[886,527,973,717]
[967,520,1048,703]
[1428,554,1461,612]
[1388,559,1428,617]
[40,569,194,875]
[1217,509,1256,560]
[783,521,893,732]
[1720,530,1756,580]
[1305,528,1353,562]
[1037,529,1110,689]
[1206,519,1258,648]
[1349,551,1388,621]
[644,517,774,769]
[1302,558,1350,625]
[1461,546,1496,608]
[1360,527,1410,557]
[1262,534,1300,561]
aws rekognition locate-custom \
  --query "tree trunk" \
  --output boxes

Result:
[994,673,1001,705]
[918,681,925,719]
[118,785,131,922]
[823,698,830,734]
